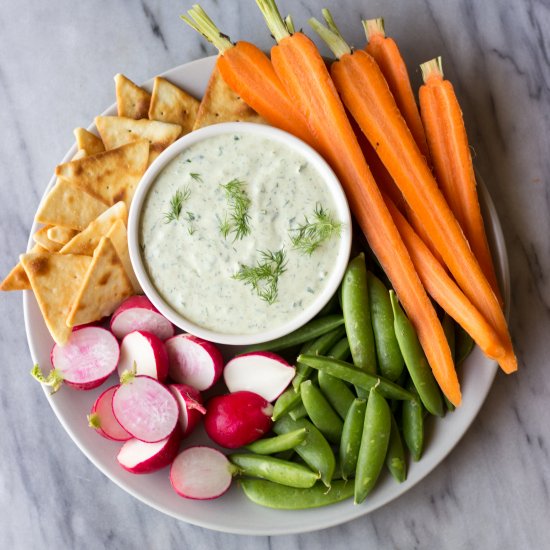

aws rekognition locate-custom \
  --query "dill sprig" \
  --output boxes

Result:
[290,203,342,255]
[232,248,287,305]
[190,172,202,182]
[163,187,191,223]
[220,178,251,240]
[185,211,197,235]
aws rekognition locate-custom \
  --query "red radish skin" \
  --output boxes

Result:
[204,391,273,449]
[112,375,179,443]
[117,331,169,382]
[117,429,181,474]
[165,334,223,391]
[50,327,119,390]
[110,296,175,341]
[223,351,295,402]
[170,446,235,500]
[169,384,206,437]
[88,385,132,441]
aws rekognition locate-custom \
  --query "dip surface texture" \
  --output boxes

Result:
[140,132,343,335]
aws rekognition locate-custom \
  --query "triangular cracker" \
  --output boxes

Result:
[60,202,127,255]
[0,244,46,292]
[148,77,200,135]
[74,128,105,156]
[20,252,92,344]
[66,236,134,327]
[33,226,63,252]
[114,74,151,120]
[193,64,265,130]
[72,149,88,160]
[55,140,149,208]
[95,116,181,165]
[107,219,142,293]
[35,179,109,231]
[47,226,78,245]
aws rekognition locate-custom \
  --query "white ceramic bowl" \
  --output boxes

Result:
[127,122,352,346]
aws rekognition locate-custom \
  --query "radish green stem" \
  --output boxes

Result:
[88,413,101,429]
[420,56,444,83]
[30,364,64,395]
[256,0,290,43]
[120,361,137,385]
[308,16,352,59]
[181,4,233,53]
[362,18,386,41]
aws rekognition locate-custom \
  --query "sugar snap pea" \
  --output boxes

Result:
[402,382,424,461]
[339,398,366,480]
[318,369,355,420]
[390,291,444,417]
[327,336,351,361]
[240,478,355,509]
[297,354,415,401]
[317,290,341,317]
[289,401,308,421]
[385,411,407,483]
[355,386,391,504]
[456,325,475,366]
[271,388,302,421]
[245,428,308,455]
[368,272,404,381]
[300,380,343,444]
[442,313,457,412]
[230,453,319,488]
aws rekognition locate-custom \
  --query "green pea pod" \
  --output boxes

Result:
[355,387,391,504]
[390,291,444,417]
[273,415,335,487]
[300,380,343,444]
[339,398,367,480]
[230,453,319,488]
[240,478,355,509]
[385,411,407,483]
[244,314,345,353]
[402,382,424,461]
[318,369,355,420]
[327,336,351,361]
[456,325,475,366]
[244,428,308,455]
[272,388,302,421]
[442,313,457,412]
[293,326,346,389]
[289,401,308,421]
[368,272,404,381]
[317,290,341,317]
[297,354,415,401]
[341,253,377,374]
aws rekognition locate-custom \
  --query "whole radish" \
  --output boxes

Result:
[117,330,169,382]
[88,385,131,441]
[169,384,206,437]
[204,391,273,448]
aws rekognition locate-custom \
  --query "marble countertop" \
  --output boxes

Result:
[1,0,549,548]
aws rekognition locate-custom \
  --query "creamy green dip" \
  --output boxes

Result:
[140,132,343,335]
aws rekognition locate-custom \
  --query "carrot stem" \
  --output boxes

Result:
[308,16,351,58]
[180,5,233,53]
[362,18,386,40]
[255,0,290,42]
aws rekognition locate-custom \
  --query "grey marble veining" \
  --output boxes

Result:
[1,0,549,548]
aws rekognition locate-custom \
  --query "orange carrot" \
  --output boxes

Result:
[363,18,431,163]
[256,1,461,405]
[384,194,506,364]
[419,57,502,305]
[181,6,317,148]
[310,13,516,374]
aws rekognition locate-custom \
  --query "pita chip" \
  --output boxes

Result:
[20,252,92,344]
[72,149,88,160]
[60,202,127,256]
[95,116,181,165]
[193,64,265,130]
[115,74,151,120]
[107,219,142,293]
[73,128,105,156]
[55,140,149,208]
[47,226,78,245]
[0,244,46,292]
[67,236,134,327]
[33,226,63,252]
[148,77,200,135]
[35,179,109,231]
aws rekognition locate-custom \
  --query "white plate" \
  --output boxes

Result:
[23,56,510,536]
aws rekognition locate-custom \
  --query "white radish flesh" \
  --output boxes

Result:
[170,446,234,500]
[112,375,179,443]
[223,352,295,402]
[110,296,174,340]
[165,334,223,391]
[50,326,119,390]
[117,331,169,382]
[88,385,131,441]
[169,384,206,437]
[117,429,181,474]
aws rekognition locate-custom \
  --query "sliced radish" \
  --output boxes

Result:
[88,385,132,441]
[110,295,174,340]
[204,391,273,449]
[169,384,206,437]
[34,327,120,392]
[223,352,296,402]
[117,330,168,382]
[170,446,235,500]
[117,429,181,474]
[165,334,223,391]
[112,375,178,443]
